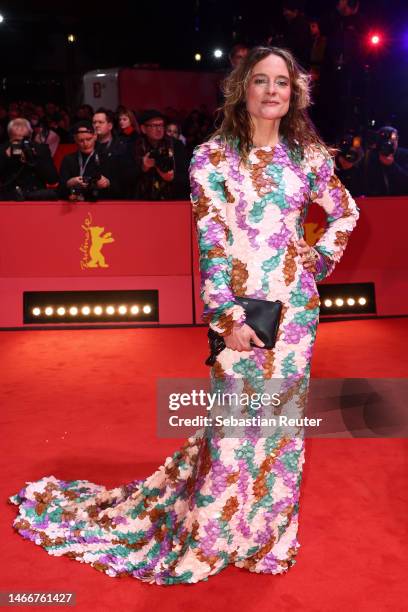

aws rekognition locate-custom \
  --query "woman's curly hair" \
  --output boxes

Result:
[213,46,330,163]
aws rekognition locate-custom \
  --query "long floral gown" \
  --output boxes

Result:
[9,136,359,585]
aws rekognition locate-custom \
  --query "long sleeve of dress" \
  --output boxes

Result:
[189,142,246,336]
[306,146,360,282]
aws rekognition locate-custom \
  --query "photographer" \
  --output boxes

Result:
[334,132,364,196]
[134,109,189,200]
[0,118,59,200]
[363,126,408,197]
[59,122,118,201]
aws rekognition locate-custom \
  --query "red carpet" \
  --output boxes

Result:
[1,319,407,611]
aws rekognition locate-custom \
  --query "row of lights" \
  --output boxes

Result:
[324,297,367,308]
[32,304,152,317]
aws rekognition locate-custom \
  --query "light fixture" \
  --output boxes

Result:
[24,290,158,324]
[194,53,202,62]
[67,34,76,43]
[214,49,223,58]
[369,33,381,46]
[0,14,4,24]
[318,283,376,317]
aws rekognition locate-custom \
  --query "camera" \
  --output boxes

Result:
[11,138,37,164]
[366,128,397,157]
[149,145,174,172]
[338,134,363,165]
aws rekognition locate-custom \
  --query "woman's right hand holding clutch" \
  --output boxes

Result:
[224,322,265,352]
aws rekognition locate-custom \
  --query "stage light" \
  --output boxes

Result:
[370,34,380,45]
[358,297,367,305]
[347,298,355,306]
[0,14,4,24]
[335,298,344,307]
[67,34,76,43]
[24,290,158,324]
[96,73,107,77]
[194,53,202,62]
[214,49,223,59]
[324,299,333,307]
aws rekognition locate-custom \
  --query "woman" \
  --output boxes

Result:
[166,121,187,145]
[8,46,359,585]
[117,108,140,145]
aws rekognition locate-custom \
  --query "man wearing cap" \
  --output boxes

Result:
[133,109,189,200]
[59,121,119,200]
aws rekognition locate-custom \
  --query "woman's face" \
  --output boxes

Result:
[166,124,179,139]
[245,54,291,123]
[119,114,131,130]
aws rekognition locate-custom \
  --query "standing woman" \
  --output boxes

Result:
[188,45,359,571]
[9,46,359,585]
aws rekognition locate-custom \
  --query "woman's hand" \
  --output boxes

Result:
[224,322,265,351]
[295,238,318,274]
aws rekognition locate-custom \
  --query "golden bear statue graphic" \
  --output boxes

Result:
[84,225,115,268]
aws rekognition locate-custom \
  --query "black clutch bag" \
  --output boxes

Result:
[205,296,283,366]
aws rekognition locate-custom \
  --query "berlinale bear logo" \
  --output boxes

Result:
[80,212,115,269]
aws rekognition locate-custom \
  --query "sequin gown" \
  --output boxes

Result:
[9,136,359,585]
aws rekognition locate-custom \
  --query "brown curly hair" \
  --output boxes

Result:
[213,46,329,163]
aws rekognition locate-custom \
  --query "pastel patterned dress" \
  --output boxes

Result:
[8,136,359,586]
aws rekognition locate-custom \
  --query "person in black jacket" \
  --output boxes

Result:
[0,118,58,200]
[92,108,137,198]
[363,126,408,197]
[59,121,119,201]
[134,109,189,200]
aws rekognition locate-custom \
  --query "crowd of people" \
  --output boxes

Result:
[0,104,215,201]
[0,0,408,201]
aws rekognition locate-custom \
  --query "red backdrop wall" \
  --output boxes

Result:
[0,197,407,328]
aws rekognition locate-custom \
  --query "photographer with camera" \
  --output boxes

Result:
[334,132,364,196]
[59,122,117,201]
[0,118,59,200]
[363,126,408,197]
[134,109,189,200]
